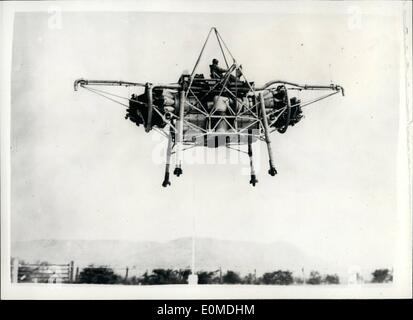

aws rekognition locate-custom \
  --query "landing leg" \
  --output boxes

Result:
[248,131,258,186]
[174,90,185,177]
[162,129,173,187]
[259,92,277,176]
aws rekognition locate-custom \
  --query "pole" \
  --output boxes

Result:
[187,181,198,285]
[259,92,277,176]
[191,235,196,280]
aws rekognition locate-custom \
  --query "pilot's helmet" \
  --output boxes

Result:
[212,58,219,65]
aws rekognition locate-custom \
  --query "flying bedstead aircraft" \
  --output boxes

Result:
[74,28,344,187]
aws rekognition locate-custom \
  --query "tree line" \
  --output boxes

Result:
[75,267,393,285]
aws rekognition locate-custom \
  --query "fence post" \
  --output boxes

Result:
[11,257,19,283]
[75,267,79,283]
[69,261,74,283]
[125,267,129,283]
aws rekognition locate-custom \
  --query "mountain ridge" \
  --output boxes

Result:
[12,237,326,275]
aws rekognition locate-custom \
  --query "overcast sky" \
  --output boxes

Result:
[10,3,404,271]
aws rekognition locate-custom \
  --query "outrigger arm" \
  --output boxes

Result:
[255,80,344,96]
[74,79,147,91]
[73,78,180,134]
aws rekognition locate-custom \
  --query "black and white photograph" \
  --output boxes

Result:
[1,0,412,300]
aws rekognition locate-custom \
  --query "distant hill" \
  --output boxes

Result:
[12,237,325,275]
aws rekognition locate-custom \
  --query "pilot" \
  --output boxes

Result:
[210,58,228,79]
[236,64,243,79]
